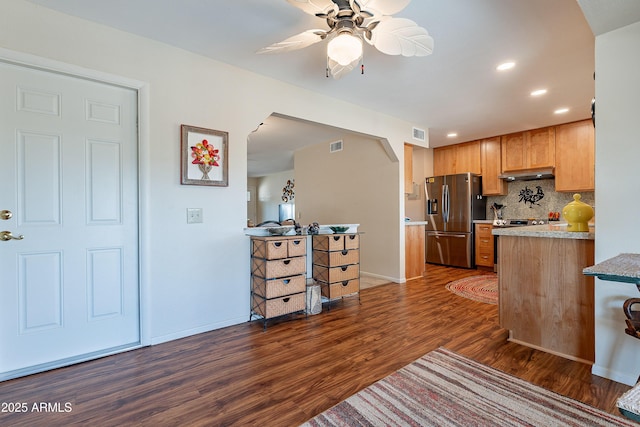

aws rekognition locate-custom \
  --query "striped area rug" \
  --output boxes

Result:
[445,274,498,305]
[301,347,634,427]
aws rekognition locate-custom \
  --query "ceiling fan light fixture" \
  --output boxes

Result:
[327,33,363,66]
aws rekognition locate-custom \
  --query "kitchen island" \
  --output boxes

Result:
[493,223,595,363]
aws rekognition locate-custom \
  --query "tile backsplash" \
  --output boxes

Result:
[485,179,594,221]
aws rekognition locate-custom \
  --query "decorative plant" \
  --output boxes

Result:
[282,179,295,202]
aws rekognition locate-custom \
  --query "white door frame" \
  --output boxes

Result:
[0,47,151,349]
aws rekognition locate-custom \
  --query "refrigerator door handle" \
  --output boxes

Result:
[430,232,467,238]
[442,184,449,223]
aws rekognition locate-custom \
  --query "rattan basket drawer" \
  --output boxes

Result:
[252,292,305,319]
[251,256,306,279]
[312,249,359,267]
[252,274,306,299]
[312,264,359,283]
[251,236,306,259]
[287,238,306,257]
[313,234,345,251]
[321,279,359,299]
[251,238,289,259]
[343,234,359,250]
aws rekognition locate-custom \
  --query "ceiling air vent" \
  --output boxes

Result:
[412,127,426,142]
[329,140,343,153]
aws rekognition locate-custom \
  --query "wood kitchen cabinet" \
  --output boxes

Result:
[433,141,481,176]
[474,223,494,268]
[480,137,507,195]
[455,141,482,175]
[404,143,413,193]
[498,235,594,363]
[405,224,426,280]
[433,145,456,176]
[501,126,555,172]
[554,120,595,192]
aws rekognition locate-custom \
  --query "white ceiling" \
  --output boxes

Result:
[24,0,640,177]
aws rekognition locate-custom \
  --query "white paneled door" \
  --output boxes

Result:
[0,61,140,380]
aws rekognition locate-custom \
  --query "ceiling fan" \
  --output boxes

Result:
[257,0,434,79]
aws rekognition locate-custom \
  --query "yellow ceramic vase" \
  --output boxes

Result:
[562,193,593,232]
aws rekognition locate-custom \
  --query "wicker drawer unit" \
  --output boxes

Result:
[250,235,307,328]
[312,233,360,304]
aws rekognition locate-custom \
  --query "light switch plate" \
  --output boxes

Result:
[187,208,203,224]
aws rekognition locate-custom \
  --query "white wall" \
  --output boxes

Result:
[1,1,425,344]
[593,21,640,385]
[295,134,401,282]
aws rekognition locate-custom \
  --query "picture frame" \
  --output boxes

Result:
[181,124,228,187]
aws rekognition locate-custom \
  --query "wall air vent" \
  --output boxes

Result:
[412,127,426,142]
[329,140,343,153]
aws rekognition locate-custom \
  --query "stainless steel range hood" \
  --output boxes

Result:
[498,168,554,181]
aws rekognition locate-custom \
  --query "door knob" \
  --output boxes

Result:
[0,231,24,241]
[0,210,12,220]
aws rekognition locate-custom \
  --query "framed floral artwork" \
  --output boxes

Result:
[181,124,228,186]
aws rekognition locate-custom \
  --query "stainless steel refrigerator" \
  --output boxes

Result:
[425,173,485,268]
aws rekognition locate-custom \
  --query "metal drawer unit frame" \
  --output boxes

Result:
[250,235,307,329]
[312,233,360,309]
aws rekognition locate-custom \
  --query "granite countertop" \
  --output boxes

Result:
[473,220,494,224]
[583,253,640,286]
[491,223,594,240]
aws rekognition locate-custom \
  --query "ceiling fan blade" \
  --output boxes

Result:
[256,30,325,54]
[286,0,337,17]
[368,17,433,57]
[358,0,410,17]
[328,56,361,79]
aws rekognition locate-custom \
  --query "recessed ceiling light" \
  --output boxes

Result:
[531,89,547,96]
[496,61,516,71]
[447,133,458,138]
[554,108,569,114]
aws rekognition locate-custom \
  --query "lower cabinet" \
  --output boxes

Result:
[250,235,307,328]
[405,224,425,280]
[312,234,360,304]
[474,223,494,268]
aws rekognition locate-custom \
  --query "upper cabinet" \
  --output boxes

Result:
[480,137,507,195]
[431,120,594,195]
[554,120,595,192]
[433,145,456,176]
[433,141,481,176]
[501,127,555,172]
[404,143,413,193]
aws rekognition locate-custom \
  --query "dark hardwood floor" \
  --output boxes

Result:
[0,264,631,426]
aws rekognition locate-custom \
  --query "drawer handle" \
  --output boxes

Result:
[481,256,489,259]
[341,250,348,255]
[283,297,290,303]
[333,236,341,241]
[341,280,349,287]
[273,242,283,247]
[283,260,291,265]
[283,279,290,284]
[341,266,348,271]
[292,240,302,245]
[348,235,356,240]
[481,239,489,243]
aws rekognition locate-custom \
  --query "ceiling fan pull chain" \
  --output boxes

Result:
[326,55,330,78]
